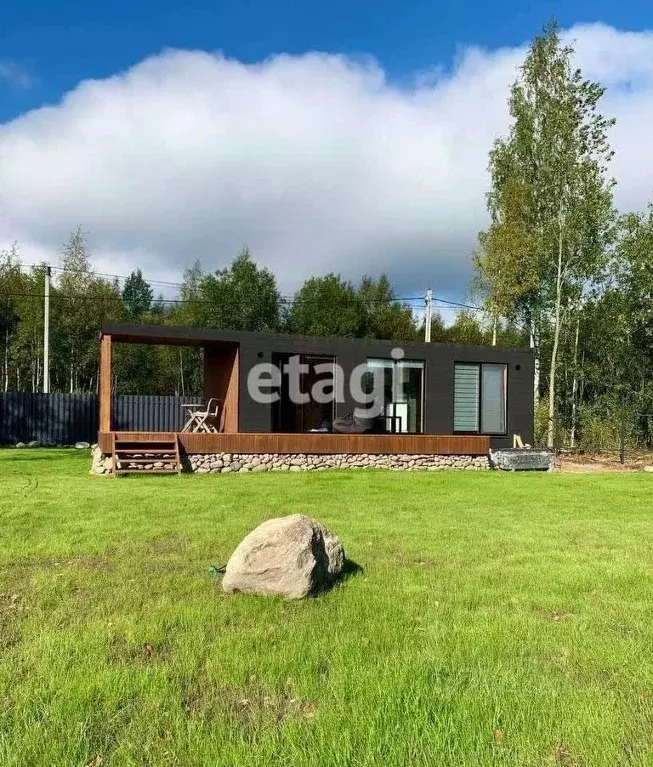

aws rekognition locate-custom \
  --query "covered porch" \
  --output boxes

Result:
[99,326,240,439]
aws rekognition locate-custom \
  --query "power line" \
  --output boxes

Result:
[12,263,484,310]
[17,262,185,290]
[0,290,483,312]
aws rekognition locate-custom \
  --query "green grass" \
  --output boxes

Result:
[2,450,653,766]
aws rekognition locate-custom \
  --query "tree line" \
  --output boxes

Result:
[0,232,526,400]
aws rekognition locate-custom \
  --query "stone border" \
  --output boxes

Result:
[186,453,490,473]
[90,445,490,475]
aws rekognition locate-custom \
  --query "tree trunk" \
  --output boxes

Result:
[547,221,565,448]
[569,314,580,448]
[492,316,498,346]
[179,348,185,398]
[530,321,540,411]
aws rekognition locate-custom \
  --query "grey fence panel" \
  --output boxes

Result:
[31,393,97,445]
[0,393,202,445]
[111,395,201,432]
[0,393,32,445]
[0,393,97,445]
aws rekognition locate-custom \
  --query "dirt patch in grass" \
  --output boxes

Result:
[540,610,574,622]
[0,592,26,651]
[3,555,115,573]
[145,534,191,556]
[60,555,115,571]
[0,564,33,654]
[393,553,439,569]
[107,635,172,667]
[183,679,316,731]
[556,451,653,473]
[550,743,576,764]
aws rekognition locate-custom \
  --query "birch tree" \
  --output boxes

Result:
[477,21,615,446]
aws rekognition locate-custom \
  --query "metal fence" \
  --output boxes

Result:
[0,393,202,446]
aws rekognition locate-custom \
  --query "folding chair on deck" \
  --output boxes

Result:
[181,398,221,433]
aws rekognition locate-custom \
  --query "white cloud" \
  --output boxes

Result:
[0,23,652,298]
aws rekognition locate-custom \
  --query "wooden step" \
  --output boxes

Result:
[114,449,177,455]
[115,443,177,449]
[116,469,179,475]
[111,433,182,477]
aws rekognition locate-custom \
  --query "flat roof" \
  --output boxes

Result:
[100,322,532,356]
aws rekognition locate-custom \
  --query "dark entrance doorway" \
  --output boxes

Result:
[271,353,336,432]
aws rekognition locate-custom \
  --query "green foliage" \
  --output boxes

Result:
[193,249,282,332]
[476,20,616,446]
[358,275,418,341]
[121,269,153,319]
[422,311,528,348]
[288,273,419,340]
[287,274,366,337]
[533,397,567,447]
[576,402,635,452]
[56,227,126,392]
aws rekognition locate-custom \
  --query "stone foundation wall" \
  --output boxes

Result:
[90,445,112,475]
[185,453,490,473]
[90,445,490,475]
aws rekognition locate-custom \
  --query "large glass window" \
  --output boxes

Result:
[454,362,507,434]
[366,358,425,433]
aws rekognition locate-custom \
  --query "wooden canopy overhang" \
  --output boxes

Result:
[99,324,240,436]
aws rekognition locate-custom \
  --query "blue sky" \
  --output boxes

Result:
[1,4,652,298]
[2,0,650,122]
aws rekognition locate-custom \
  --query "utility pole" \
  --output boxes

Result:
[43,265,51,393]
[424,289,432,342]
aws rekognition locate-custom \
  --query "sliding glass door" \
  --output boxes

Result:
[271,353,336,432]
[366,358,425,433]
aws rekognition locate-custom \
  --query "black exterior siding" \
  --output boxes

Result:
[102,323,534,449]
[234,334,533,449]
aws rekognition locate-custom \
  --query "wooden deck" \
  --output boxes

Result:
[98,431,490,456]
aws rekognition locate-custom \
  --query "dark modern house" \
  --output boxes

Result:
[96,323,533,474]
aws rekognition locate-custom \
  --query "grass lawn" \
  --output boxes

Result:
[2,451,653,766]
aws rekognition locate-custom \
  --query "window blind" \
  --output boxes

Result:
[454,364,480,432]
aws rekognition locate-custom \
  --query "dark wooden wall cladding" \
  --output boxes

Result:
[203,344,240,433]
[99,431,490,456]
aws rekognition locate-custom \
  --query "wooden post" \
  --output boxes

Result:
[99,334,112,434]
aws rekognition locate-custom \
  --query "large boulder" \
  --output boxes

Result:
[222,514,345,598]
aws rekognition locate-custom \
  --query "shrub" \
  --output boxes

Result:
[534,398,568,447]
